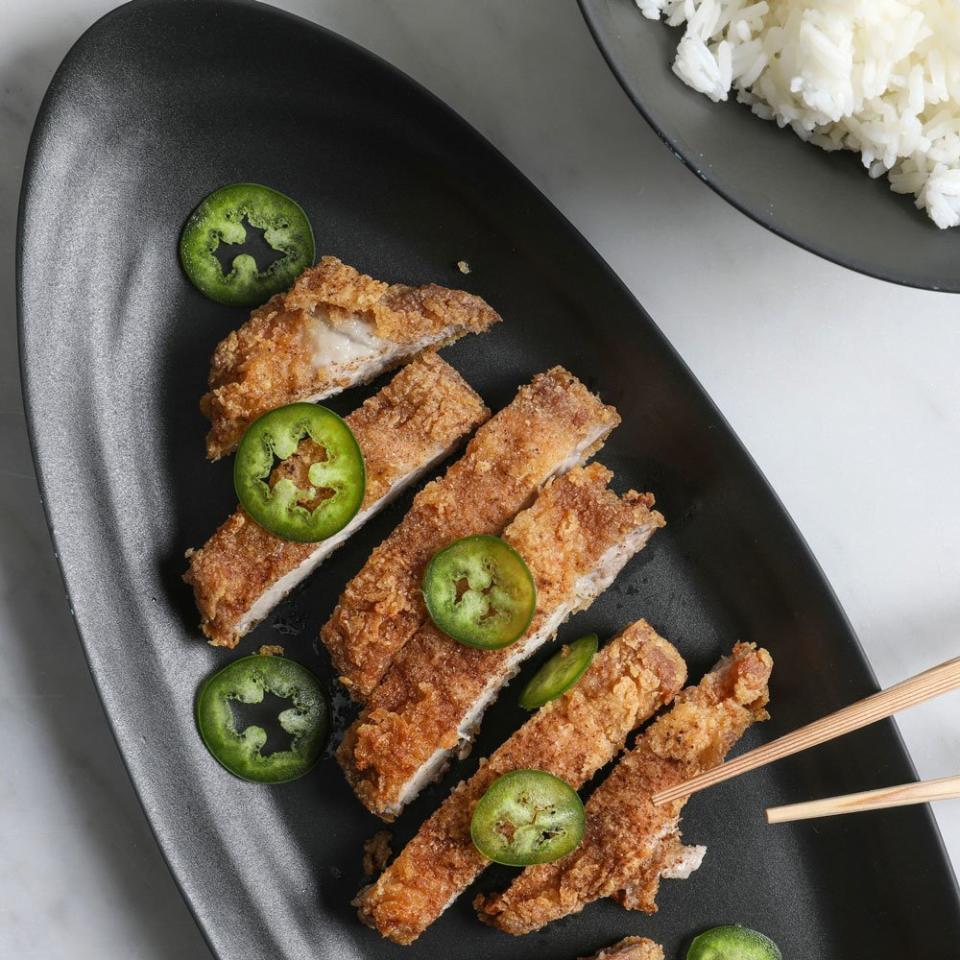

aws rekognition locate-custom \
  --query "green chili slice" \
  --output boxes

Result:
[519,633,598,710]
[687,926,782,960]
[196,655,329,783]
[470,769,584,866]
[422,535,536,649]
[234,403,365,543]
[179,183,315,307]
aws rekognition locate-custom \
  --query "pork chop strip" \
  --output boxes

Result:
[202,256,500,459]
[475,642,773,935]
[355,620,686,944]
[322,367,621,701]
[338,463,665,820]
[184,352,489,648]
[580,937,665,960]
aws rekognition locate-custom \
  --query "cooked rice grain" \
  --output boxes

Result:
[638,0,960,227]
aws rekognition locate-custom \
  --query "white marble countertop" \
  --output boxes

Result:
[2,1,957,956]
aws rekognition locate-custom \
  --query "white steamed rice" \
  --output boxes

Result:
[636,0,960,227]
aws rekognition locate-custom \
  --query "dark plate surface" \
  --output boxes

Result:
[579,0,960,293]
[17,1,960,958]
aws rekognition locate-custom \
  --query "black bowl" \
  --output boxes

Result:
[579,0,960,292]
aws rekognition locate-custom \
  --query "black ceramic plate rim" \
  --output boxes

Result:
[577,0,960,293]
[16,1,960,956]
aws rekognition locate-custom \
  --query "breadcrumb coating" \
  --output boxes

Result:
[580,937,665,960]
[184,353,488,647]
[202,256,500,459]
[256,645,284,657]
[322,367,621,701]
[338,463,665,820]
[362,831,393,877]
[475,642,773,935]
[355,620,686,944]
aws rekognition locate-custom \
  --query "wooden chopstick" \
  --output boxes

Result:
[766,774,960,824]
[651,655,960,807]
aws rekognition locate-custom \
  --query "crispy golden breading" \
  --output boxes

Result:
[322,367,621,701]
[354,620,686,945]
[580,937,665,960]
[202,256,501,459]
[338,464,665,820]
[475,642,773,935]
[184,353,489,648]
[362,830,393,877]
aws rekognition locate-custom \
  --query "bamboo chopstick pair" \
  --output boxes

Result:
[651,655,960,824]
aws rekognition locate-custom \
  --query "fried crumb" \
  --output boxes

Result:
[362,830,393,876]
[456,259,471,274]
[257,645,284,657]
[580,937,664,960]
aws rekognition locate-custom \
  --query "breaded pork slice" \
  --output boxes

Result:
[475,642,773,935]
[580,937,665,960]
[323,367,620,701]
[185,353,489,648]
[338,463,665,820]
[201,256,500,459]
[355,620,686,944]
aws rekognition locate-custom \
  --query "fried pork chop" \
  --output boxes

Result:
[356,620,685,944]
[322,367,621,701]
[185,353,488,647]
[338,464,666,820]
[475,642,773,935]
[202,256,500,459]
